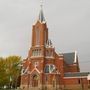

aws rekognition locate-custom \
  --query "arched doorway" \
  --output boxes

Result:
[32,74,39,87]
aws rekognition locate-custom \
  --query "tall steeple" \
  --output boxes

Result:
[31,0,48,47]
[38,0,45,23]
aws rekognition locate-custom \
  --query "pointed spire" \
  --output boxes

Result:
[38,0,45,23]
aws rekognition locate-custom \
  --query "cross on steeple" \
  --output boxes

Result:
[40,0,43,8]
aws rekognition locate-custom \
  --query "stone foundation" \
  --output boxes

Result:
[20,85,89,90]
[63,84,88,90]
[20,85,62,90]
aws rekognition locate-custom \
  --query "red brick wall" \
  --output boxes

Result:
[64,78,88,85]
[64,78,80,85]
[32,21,48,47]
[21,75,29,85]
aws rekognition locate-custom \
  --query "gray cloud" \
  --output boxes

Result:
[0,0,90,72]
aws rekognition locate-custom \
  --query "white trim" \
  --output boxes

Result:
[30,55,44,58]
[21,66,29,75]
[87,74,90,80]
[58,54,63,57]
[74,51,77,63]
[59,58,63,60]
[30,68,41,74]
[64,76,87,79]
[44,72,61,75]
[39,20,46,24]
[32,20,46,26]
[45,56,54,59]
[35,45,40,47]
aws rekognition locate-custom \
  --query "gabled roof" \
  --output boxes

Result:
[30,68,41,74]
[63,52,76,65]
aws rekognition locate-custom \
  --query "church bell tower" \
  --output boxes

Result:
[21,1,58,89]
[29,5,49,58]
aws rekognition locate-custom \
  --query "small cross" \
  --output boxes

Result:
[40,0,43,8]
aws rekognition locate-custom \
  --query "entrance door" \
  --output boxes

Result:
[32,74,39,87]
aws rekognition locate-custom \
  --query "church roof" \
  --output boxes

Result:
[63,52,76,65]
[64,72,90,78]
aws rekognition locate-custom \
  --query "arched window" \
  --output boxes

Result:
[33,74,38,80]
[32,49,41,57]
[44,30,46,45]
[44,64,56,73]
[35,29,40,46]
[44,65,49,73]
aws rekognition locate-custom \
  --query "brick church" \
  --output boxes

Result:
[20,4,90,90]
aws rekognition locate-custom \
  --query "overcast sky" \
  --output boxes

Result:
[0,0,90,72]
